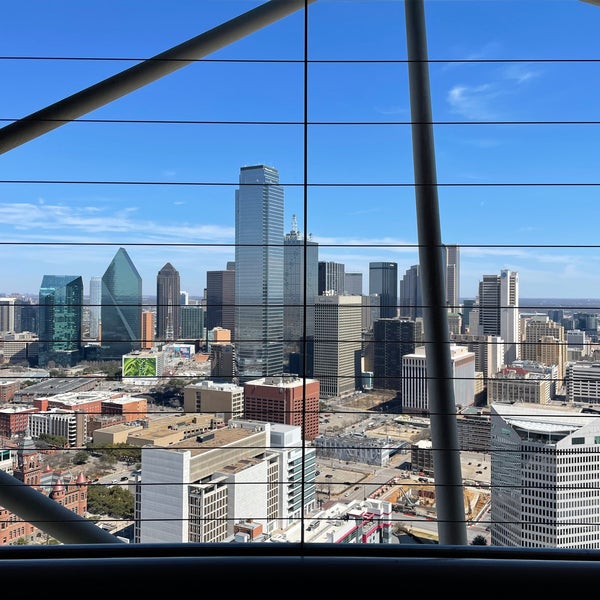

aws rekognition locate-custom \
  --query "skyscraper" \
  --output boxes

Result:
[399,264,422,320]
[369,262,398,319]
[206,268,235,336]
[318,261,345,296]
[38,275,83,367]
[235,164,284,380]
[344,272,363,295]
[443,244,460,311]
[0,298,16,333]
[313,295,362,398]
[101,247,142,360]
[283,214,318,373]
[477,269,519,365]
[156,262,181,342]
[89,276,102,340]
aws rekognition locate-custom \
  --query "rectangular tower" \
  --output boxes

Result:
[234,165,284,380]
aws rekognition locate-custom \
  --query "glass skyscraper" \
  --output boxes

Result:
[89,276,102,340]
[101,247,142,360]
[284,214,318,374]
[156,262,180,342]
[38,275,83,367]
[235,164,284,380]
[369,261,398,319]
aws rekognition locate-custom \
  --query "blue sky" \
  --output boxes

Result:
[1,0,600,300]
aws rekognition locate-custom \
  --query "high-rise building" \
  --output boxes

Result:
[179,291,189,306]
[521,314,566,380]
[141,311,154,349]
[318,261,345,296]
[156,262,181,343]
[442,244,460,311]
[179,305,204,342]
[369,262,398,319]
[401,345,476,413]
[283,214,318,373]
[490,403,600,548]
[38,275,83,367]
[101,247,142,360]
[373,318,423,391]
[477,269,520,365]
[344,272,363,296]
[243,374,320,441]
[313,295,362,398]
[234,165,284,380]
[88,276,102,340]
[0,298,16,333]
[399,264,422,320]
[206,268,235,336]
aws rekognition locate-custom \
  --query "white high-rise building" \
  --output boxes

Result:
[137,420,316,543]
[313,295,362,398]
[477,269,519,366]
[443,244,460,312]
[401,345,476,412]
[491,403,600,548]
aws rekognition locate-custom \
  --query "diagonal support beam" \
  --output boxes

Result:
[0,0,316,155]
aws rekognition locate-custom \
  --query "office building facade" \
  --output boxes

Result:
[205,268,235,336]
[443,244,460,311]
[318,261,345,296]
[283,214,318,374]
[491,403,600,548]
[101,247,142,360]
[399,264,422,320]
[313,295,362,398]
[234,165,284,380]
[38,275,83,367]
[369,262,398,319]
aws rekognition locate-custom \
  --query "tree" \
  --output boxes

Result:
[87,484,134,520]
[471,534,488,545]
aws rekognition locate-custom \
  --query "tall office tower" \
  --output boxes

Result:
[101,247,142,360]
[478,269,520,365]
[235,165,284,380]
[243,374,320,440]
[442,244,460,311]
[318,261,345,296]
[461,298,476,334]
[490,403,600,548]
[38,275,83,367]
[521,315,566,380]
[373,318,423,391]
[399,264,422,320]
[156,262,181,343]
[180,305,204,341]
[283,214,318,373]
[313,295,362,398]
[369,262,398,319]
[180,291,189,306]
[141,311,155,349]
[88,276,102,340]
[14,298,38,334]
[0,298,16,333]
[138,420,316,543]
[344,272,363,295]
[206,269,235,337]
[401,345,476,413]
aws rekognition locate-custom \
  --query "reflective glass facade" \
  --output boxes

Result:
[235,165,284,380]
[38,275,83,367]
[101,247,142,360]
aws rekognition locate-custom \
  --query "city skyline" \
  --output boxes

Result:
[2,1,600,298]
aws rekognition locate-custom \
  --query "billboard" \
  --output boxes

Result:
[122,356,157,378]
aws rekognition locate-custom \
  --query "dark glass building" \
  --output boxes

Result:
[206,268,235,335]
[101,247,142,360]
[156,262,181,343]
[369,262,398,319]
[284,214,318,375]
[373,318,422,391]
[38,275,83,367]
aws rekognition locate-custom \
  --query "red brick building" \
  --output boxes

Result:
[243,375,320,440]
